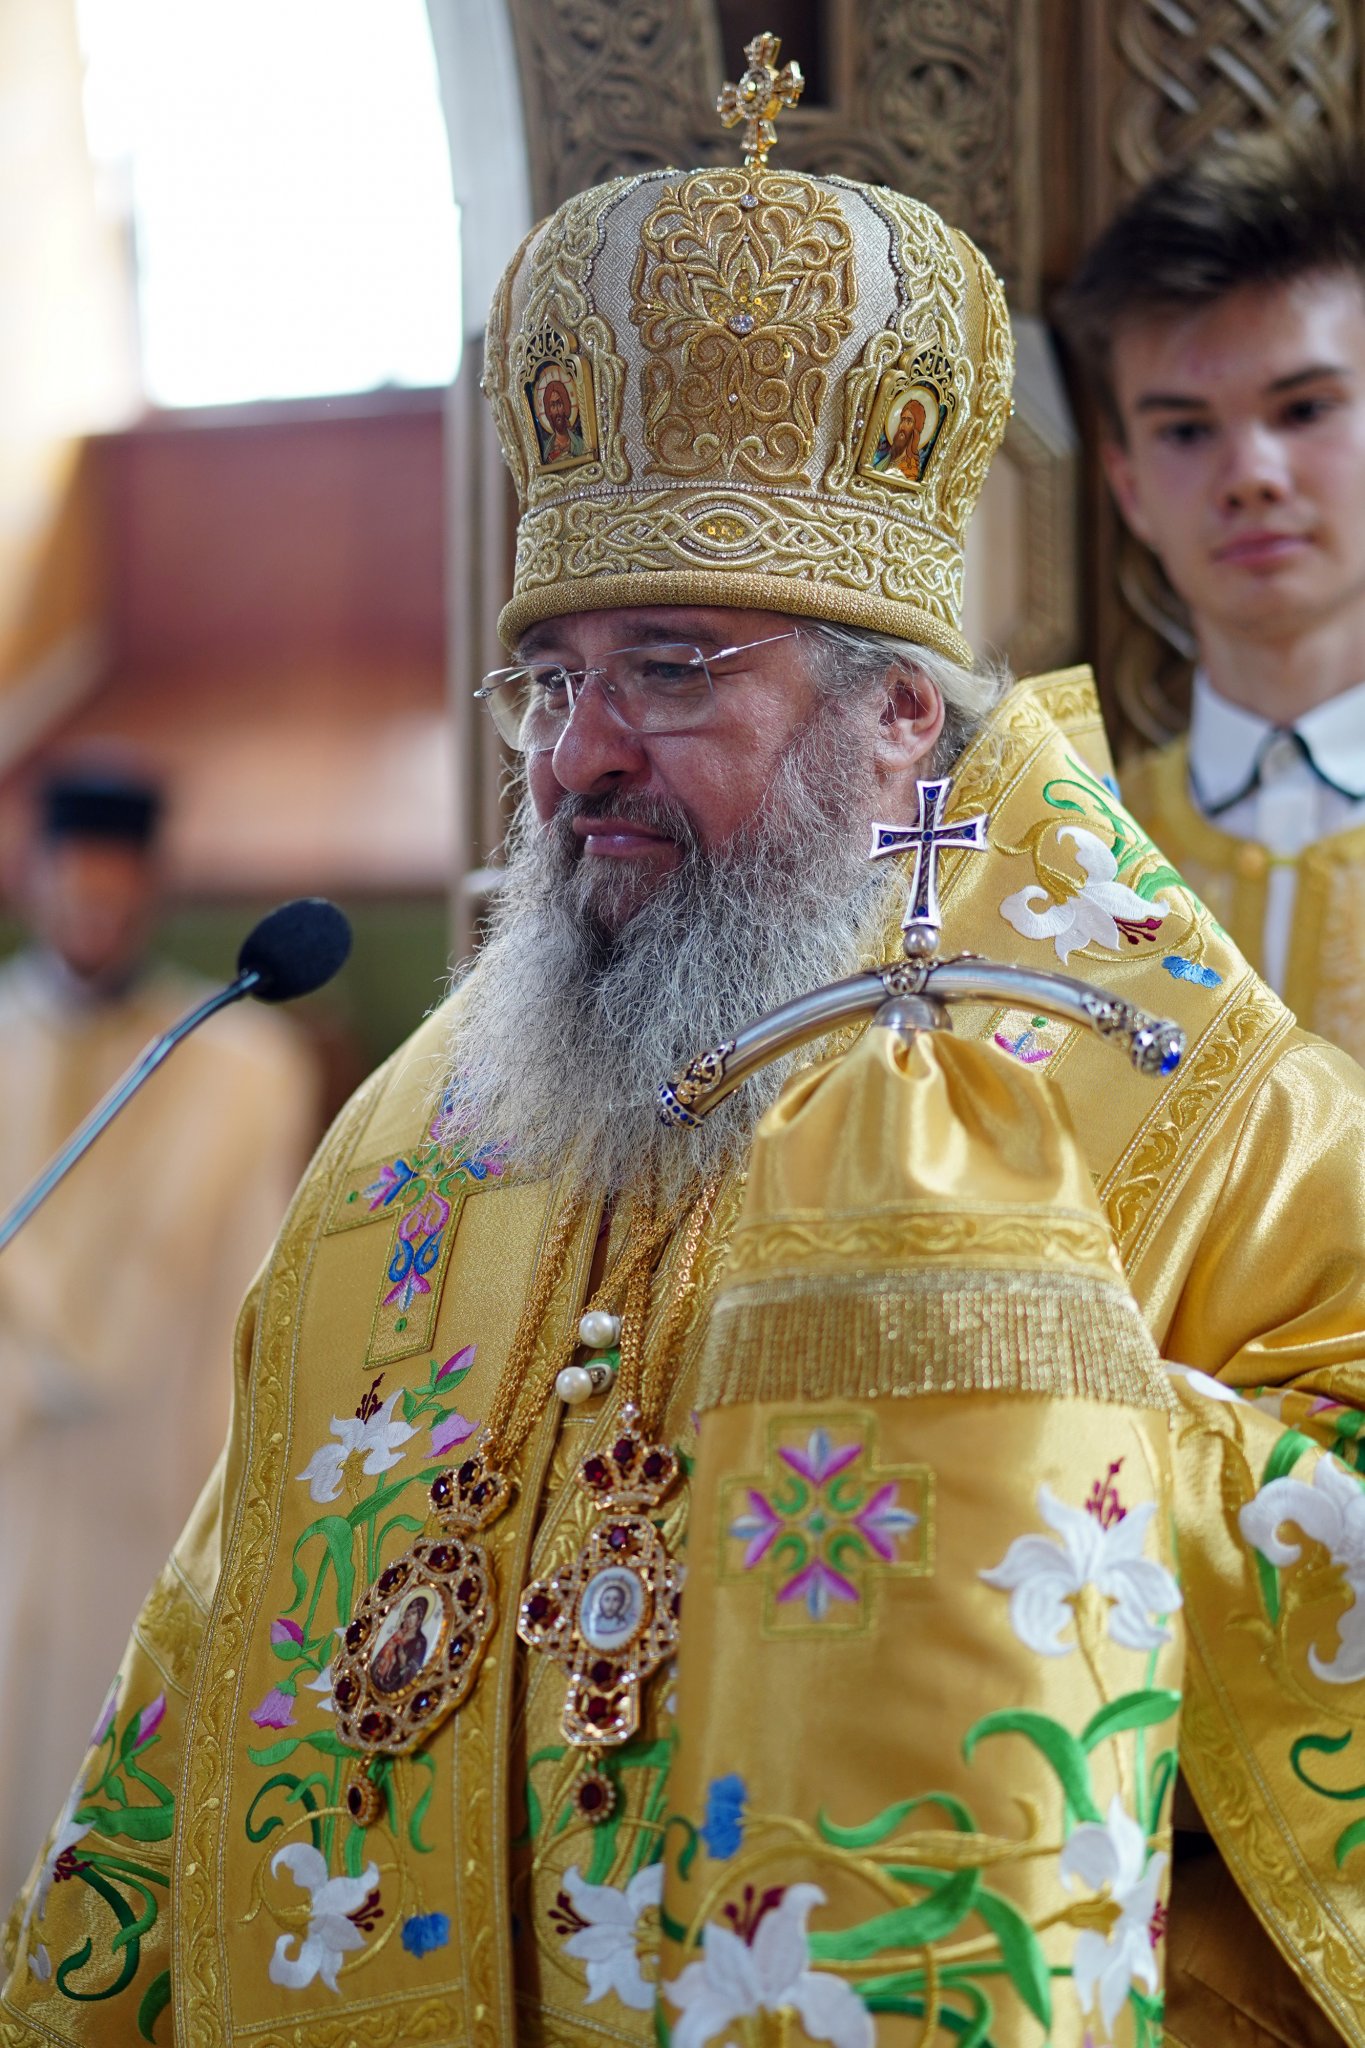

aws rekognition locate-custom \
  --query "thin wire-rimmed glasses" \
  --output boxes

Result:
[473,632,799,753]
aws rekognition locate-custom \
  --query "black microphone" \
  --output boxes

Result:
[0,898,352,1254]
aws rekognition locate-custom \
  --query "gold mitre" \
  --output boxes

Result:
[483,33,1014,664]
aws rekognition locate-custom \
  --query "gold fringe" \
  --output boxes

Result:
[698,1267,1174,1412]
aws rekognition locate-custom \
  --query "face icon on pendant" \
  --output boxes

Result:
[579,1565,646,1653]
[369,1590,442,1695]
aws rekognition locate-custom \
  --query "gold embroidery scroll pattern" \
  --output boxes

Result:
[1180,1629,1365,2041]
[133,1558,207,1700]
[722,1205,1124,1279]
[630,167,857,484]
[512,179,637,497]
[239,1991,464,2047]
[513,486,962,624]
[484,219,543,502]
[1103,977,1290,1260]
[175,1075,385,2045]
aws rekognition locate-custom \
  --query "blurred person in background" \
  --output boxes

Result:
[0,764,318,1901]
[1064,133,1365,1061]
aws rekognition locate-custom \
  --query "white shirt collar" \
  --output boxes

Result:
[1188,669,1365,806]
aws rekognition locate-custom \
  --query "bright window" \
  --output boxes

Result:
[76,0,461,408]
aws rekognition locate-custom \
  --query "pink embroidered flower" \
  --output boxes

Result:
[779,1559,858,1621]
[271,1618,305,1648]
[133,1695,166,1747]
[853,1482,920,1561]
[730,1490,782,1567]
[430,1411,477,1457]
[780,1429,861,1488]
[251,1687,297,1730]
[437,1345,476,1383]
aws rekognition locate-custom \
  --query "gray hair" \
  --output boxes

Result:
[800,622,1011,774]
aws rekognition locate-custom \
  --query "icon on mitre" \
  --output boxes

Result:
[858,365,953,490]
[523,355,597,473]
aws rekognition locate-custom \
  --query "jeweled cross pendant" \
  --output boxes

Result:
[869,776,991,943]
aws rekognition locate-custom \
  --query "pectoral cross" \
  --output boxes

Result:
[717,32,804,168]
[869,776,991,949]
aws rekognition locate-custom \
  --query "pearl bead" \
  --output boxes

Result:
[556,1365,594,1405]
[578,1310,621,1350]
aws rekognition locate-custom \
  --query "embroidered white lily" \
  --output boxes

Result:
[558,1862,662,2012]
[268,1843,380,1993]
[665,1882,872,2048]
[980,1487,1181,1657]
[19,1779,91,1954]
[999,827,1168,964]
[1060,1796,1165,2035]
[296,1393,415,1504]
[1164,1363,1243,1404]
[1240,1454,1365,1681]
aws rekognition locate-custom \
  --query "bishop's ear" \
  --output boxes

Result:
[874,663,944,787]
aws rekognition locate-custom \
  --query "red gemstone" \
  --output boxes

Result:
[346,1783,366,1818]
[590,1659,614,1687]
[410,1692,435,1718]
[377,1564,407,1595]
[359,1710,391,1741]
[526,1592,556,1625]
[643,1450,667,1482]
[427,1544,457,1572]
[577,1778,607,1813]
[583,1456,609,1489]
[334,1674,359,1709]
[471,1482,490,1506]
[345,1618,370,1649]
[613,1437,637,1467]
[457,1458,478,1485]
[585,1696,613,1726]
[457,1576,479,1606]
[607,1524,631,1552]
[447,1636,467,1664]
[430,1473,453,1507]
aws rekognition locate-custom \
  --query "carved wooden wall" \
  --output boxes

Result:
[494,0,1365,757]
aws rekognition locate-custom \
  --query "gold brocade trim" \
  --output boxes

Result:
[133,1556,208,1700]
[698,1268,1173,1412]
[501,511,971,665]
[233,1991,462,2045]
[174,1063,393,2046]
[1102,972,1292,1264]
[722,1202,1125,1282]
[631,168,857,483]
[1180,1629,1365,2046]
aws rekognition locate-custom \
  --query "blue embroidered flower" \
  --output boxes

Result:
[700,1773,747,1859]
[1162,954,1222,989]
[402,1911,451,1957]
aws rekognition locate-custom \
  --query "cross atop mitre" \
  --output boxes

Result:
[717,32,804,168]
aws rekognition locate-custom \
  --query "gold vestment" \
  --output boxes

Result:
[5,673,1365,2047]
[1123,735,1365,1066]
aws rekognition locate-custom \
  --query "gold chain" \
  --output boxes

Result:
[480,1178,698,1469]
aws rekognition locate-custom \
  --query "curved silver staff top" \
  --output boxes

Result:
[658,773,1186,1128]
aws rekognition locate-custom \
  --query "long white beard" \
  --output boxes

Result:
[438,700,898,1198]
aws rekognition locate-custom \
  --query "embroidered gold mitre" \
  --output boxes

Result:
[484,141,1013,662]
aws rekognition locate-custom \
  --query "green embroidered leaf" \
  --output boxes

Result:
[245,1773,320,1846]
[56,1870,139,2001]
[136,1969,172,2042]
[1135,866,1183,902]
[1335,1817,1365,1867]
[974,1888,1051,2026]
[818,1791,976,1848]
[1254,1551,1281,1626]
[292,1514,356,1637]
[1146,1749,1180,1837]
[247,1736,304,1768]
[86,1802,173,1845]
[1081,1690,1181,1753]
[963,1711,1101,1824]
[807,1867,980,1961]
[1260,1428,1319,1488]
[860,1974,992,2044]
[407,1751,437,1854]
[1290,1729,1365,1801]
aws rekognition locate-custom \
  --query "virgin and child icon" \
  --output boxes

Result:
[369,1589,442,1695]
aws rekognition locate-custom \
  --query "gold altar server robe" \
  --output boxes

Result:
[1123,735,1365,1065]
[5,669,1365,2047]
[0,955,317,1907]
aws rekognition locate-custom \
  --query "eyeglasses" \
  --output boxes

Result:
[473,632,799,753]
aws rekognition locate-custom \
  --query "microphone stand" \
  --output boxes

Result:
[0,968,261,1256]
